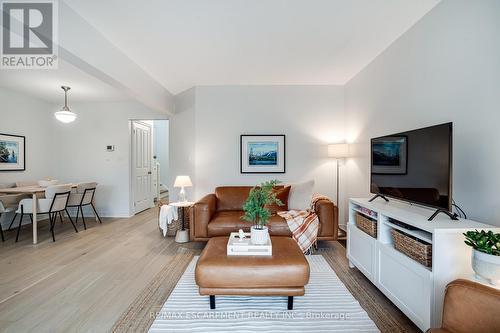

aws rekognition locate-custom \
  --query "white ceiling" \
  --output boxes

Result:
[0,59,128,103]
[64,0,440,94]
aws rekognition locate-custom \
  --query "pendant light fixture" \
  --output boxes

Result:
[54,86,77,123]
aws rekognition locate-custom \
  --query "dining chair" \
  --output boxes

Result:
[14,184,78,242]
[0,194,22,241]
[67,182,101,230]
[0,200,12,241]
[14,181,46,199]
[0,182,16,195]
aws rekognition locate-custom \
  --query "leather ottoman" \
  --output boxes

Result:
[195,236,310,309]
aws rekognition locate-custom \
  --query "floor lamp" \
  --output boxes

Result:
[328,143,349,207]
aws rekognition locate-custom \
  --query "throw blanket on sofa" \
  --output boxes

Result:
[278,194,330,253]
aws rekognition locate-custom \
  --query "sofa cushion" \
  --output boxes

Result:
[215,185,285,212]
[288,180,314,210]
[265,186,290,215]
[207,211,291,237]
[215,187,252,211]
[267,216,293,236]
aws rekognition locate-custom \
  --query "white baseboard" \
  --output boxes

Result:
[66,206,132,219]
[99,213,133,218]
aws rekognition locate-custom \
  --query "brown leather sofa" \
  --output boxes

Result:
[189,186,338,241]
[427,279,500,333]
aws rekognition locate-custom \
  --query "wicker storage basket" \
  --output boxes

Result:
[166,218,182,237]
[355,212,377,238]
[391,229,432,268]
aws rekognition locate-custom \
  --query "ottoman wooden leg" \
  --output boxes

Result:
[288,296,293,310]
[210,295,215,309]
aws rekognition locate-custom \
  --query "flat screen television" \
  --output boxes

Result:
[370,122,453,213]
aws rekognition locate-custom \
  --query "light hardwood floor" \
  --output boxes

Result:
[0,209,202,332]
[0,209,418,333]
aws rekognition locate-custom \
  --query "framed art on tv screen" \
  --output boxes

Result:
[371,136,407,175]
[240,135,285,174]
[0,133,25,172]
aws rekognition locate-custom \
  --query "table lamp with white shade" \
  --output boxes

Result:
[174,175,192,203]
[328,143,349,207]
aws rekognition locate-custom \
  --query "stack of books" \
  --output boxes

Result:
[227,232,272,256]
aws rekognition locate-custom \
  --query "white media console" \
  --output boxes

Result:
[347,198,500,332]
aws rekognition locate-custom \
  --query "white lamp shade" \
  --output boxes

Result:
[54,110,77,123]
[328,143,349,158]
[174,175,193,188]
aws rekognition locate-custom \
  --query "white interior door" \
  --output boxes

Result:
[132,121,152,213]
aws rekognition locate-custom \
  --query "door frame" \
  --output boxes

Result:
[128,118,169,216]
[129,120,154,215]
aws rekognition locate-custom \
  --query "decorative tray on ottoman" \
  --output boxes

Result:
[227,232,272,256]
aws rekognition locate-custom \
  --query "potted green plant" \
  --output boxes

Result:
[241,180,283,245]
[464,230,500,285]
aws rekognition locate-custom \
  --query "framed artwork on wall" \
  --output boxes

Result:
[240,134,285,174]
[0,133,25,172]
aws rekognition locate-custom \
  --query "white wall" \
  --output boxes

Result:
[54,101,167,217]
[169,88,196,202]
[344,0,500,226]
[170,85,346,219]
[153,120,169,187]
[0,88,57,228]
[0,88,56,184]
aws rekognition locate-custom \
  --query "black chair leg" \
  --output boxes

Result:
[91,203,102,224]
[58,212,64,224]
[8,213,17,230]
[75,207,80,225]
[29,214,33,223]
[49,213,56,242]
[80,207,87,230]
[65,209,72,221]
[15,212,23,242]
[67,212,78,233]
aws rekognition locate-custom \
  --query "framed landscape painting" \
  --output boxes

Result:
[371,136,407,174]
[0,133,25,171]
[240,135,285,173]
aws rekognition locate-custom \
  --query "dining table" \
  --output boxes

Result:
[1,184,78,244]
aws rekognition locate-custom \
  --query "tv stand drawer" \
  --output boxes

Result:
[347,224,377,283]
[377,243,432,330]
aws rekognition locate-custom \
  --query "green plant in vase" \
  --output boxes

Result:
[464,230,500,285]
[464,230,500,255]
[242,180,283,244]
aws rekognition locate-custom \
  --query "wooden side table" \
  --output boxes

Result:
[169,201,194,243]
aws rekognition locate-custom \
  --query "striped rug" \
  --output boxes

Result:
[149,255,379,332]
